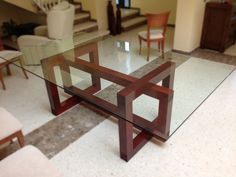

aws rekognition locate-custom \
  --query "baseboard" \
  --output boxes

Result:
[172,48,198,55]
[90,18,97,22]
[167,24,175,27]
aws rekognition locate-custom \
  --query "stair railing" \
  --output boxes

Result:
[33,0,66,14]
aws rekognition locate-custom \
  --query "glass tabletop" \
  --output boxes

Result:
[1,40,235,141]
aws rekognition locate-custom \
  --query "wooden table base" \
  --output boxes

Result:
[41,42,175,161]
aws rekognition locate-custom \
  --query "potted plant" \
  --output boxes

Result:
[1,20,19,41]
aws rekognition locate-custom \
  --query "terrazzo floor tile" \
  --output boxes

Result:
[51,70,236,177]
[191,48,236,66]
[1,25,236,177]
[224,44,236,57]
[0,104,106,160]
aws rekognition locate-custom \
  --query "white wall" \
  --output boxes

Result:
[173,0,206,53]
[76,0,97,19]
[3,0,38,13]
[0,1,45,36]
[95,0,114,30]
[131,0,177,25]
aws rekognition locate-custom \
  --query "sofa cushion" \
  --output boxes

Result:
[139,30,164,40]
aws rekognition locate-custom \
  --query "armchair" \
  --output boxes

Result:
[17,1,75,65]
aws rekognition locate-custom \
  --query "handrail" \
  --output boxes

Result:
[33,0,65,14]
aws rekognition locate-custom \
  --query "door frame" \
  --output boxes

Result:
[117,0,130,8]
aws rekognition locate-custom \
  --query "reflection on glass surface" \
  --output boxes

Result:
[117,40,130,52]
[18,37,74,66]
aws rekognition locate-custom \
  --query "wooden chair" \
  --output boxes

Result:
[0,37,28,90]
[0,107,24,148]
[138,11,170,61]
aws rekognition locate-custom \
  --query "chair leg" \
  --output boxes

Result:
[0,68,6,90]
[161,39,165,59]
[147,41,151,61]
[158,41,161,52]
[139,36,142,55]
[6,65,11,76]
[16,131,24,147]
[18,59,28,79]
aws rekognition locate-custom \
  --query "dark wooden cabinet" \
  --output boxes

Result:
[201,2,236,52]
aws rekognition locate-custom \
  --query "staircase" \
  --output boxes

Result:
[34,0,64,13]
[72,2,99,35]
[120,8,146,31]
[33,0,109,45]
[71,2,109,45]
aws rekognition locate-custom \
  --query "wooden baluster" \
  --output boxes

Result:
[107,0,117,35]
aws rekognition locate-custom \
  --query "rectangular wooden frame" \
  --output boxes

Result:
[41,42,176,161]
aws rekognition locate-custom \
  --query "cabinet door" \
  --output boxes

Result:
[203,7,228,51]
[0,37,3,50]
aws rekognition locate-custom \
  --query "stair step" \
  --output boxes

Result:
[73,21,98,33]
[74,13,90,24]
[74,4,81,10]
[75,13,90,20]
[121,8,139,19]
[74,30,110,46]
[122,16,146,30]
[75,4,82,12]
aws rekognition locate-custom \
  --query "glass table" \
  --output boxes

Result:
[1,40,235,161]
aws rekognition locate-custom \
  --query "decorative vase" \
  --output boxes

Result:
[116,7,122,34]
[107,0,117,35]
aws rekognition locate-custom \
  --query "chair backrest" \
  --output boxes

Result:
[47,2,75,40]
[146,11,170,36]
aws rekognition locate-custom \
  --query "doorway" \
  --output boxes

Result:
[116,0,130,8]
